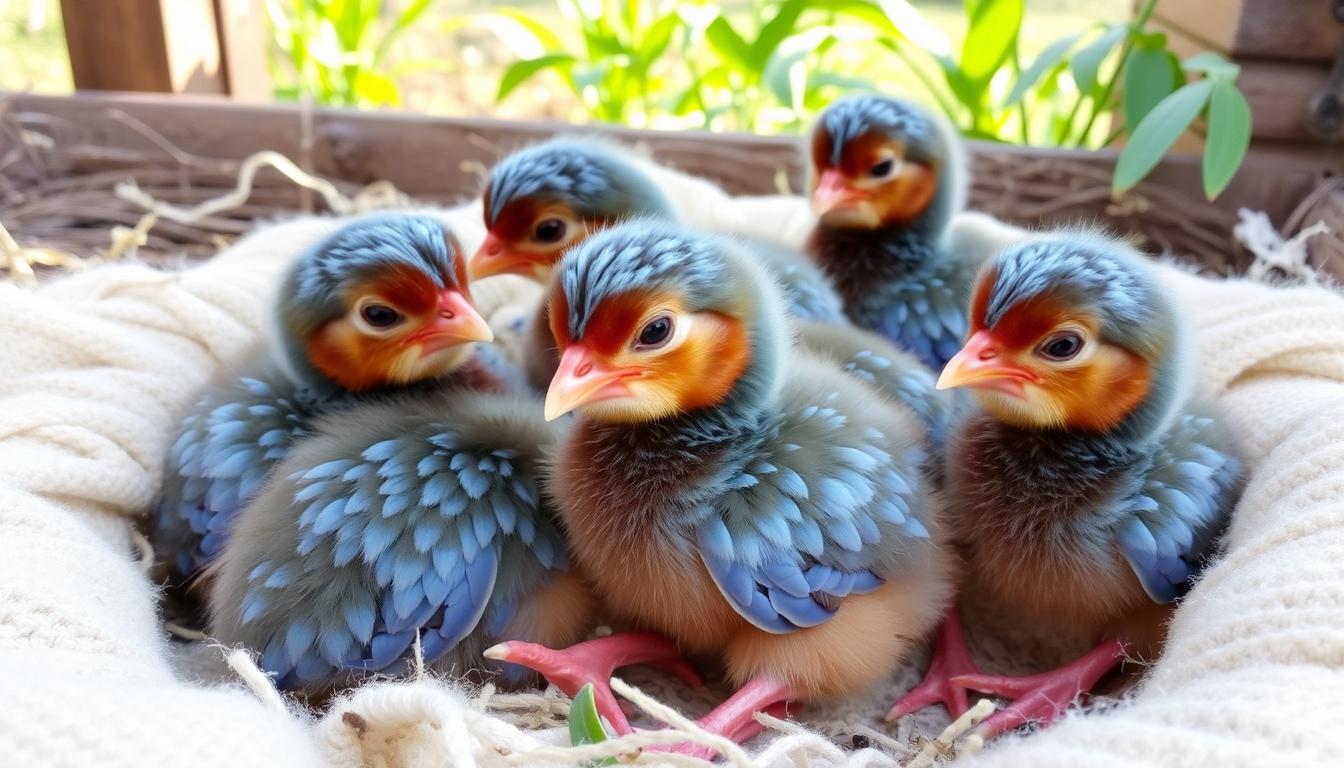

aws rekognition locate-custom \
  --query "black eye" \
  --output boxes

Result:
[636,316,673,348]
[534,218,566,243]
[1038,331,1084,361]
[360,303,402,329]
[869,159,894,178]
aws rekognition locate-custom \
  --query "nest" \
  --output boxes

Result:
[0,94,1338,284]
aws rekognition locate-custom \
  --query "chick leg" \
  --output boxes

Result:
[646,676,793,760]
[484,632,702,735]
[950,637,1130,739]
[885,607,980,720]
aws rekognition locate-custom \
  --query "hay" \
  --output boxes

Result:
[1,94,1338,286]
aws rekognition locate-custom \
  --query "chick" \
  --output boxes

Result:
[207,389,624,692]
[485,223,951,754]
[155,215,502,585]
[889,233,1242,738]
[472,139,845,388]
[807,95,976,370]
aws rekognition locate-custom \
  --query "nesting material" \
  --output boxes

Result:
[2,189,1344,765]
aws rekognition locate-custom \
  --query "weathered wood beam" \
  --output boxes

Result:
[59,0,267,97]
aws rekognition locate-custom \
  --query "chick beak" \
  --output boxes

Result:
[937,330,1039,397]
[470,232,549,281]
[811,169,864,216]
[413,289,493,354]
[544,344,637,421]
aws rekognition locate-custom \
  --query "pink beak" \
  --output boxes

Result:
[469,231,551,281]
[937,330,1040,397]
[408,288,493,354]
[544,344,638,421]
[811,168,865,215]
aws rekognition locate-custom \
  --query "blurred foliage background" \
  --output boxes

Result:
[1,0,1249,197]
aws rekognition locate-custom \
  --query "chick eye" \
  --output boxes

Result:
[360,303,402,329]
[636,316,673,349]
[533,218,567,243]
[869,158,895,178]
[1037,331,1084,361]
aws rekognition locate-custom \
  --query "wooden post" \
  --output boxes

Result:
[59,0,268,97]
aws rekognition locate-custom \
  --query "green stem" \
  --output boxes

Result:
[1012,43,1030,145]
[1073,0,1159,147]
[889,41,960,127]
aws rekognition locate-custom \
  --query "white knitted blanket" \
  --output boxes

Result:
[2,200,1343,768]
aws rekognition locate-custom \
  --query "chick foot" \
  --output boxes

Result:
[646,677,792,761]
[886,609,980,721]
[484,632,702,735]
[951,638,1131,740]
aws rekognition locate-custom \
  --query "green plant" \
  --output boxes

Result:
[475,0,1251,198]
[567,683,615,766]
[490,1,685,127]
[264,0,435,107]
[859,0,1251,197]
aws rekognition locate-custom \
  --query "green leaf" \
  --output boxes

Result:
[636,10,681,65]
[706,17,753,72]
[496,54,576,101]
[1182,51,1240,81]
[751,0,809,70]
[1070,23,1126,95]
[1203,79,1251,199]
[960,0,1024,92]
[1004,32,1081,107]
[878,0,952,56]
[372,0,433,66]
[1113,79,1213,193]
[489,8,568,54]
[568,684,615,766]
[1122,47,1179,129]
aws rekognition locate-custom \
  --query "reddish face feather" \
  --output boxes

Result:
[306,262,474,392]
[811,130,937,226]
[487,198,545,243]
[548,287,751,416]
[968,290,1153,431]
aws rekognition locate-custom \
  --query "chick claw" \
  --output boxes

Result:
[483,632,702,735]
[950,638,1131,740]
[886,611,980,721]
[645,678,792,761]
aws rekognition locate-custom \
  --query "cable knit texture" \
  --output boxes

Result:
[1,202,1342,767]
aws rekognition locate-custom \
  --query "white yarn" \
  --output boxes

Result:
[1232,208,1332,285]
[3,202,1344,768]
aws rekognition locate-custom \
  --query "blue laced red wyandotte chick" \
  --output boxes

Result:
[205,384,690,695]
[154,214,508,589]
[471,138,846,388]
[483,222,953,757]
[807,95,979,371]
[888,233,1242,739]
[472,138,953,444]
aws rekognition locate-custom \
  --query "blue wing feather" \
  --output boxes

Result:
[695,381,934,634]
[156,369,321,578]
[1115,413,1240,604]
[240,408,565,687]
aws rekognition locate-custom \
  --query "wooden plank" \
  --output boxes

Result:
[1153,19,1332,142]
[59,0,226,94]
[0,90,1327,232]
[1151,0,1342,63]
[213,0,271,101]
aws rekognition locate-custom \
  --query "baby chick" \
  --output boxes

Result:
[889,233,1242,738]
[155,215,502,585]
[207,388,632,692]
[485,222,951,755]
[472,139,845,388]
[807,95,976,370]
